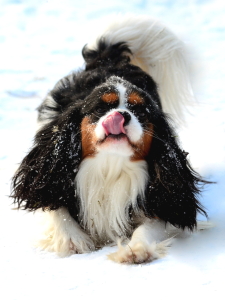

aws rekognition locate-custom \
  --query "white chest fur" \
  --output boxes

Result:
[75,153,149,243]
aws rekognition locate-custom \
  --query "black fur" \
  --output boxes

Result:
[12,104,82,220]
[143,113,207,230]
[11,39,207,231]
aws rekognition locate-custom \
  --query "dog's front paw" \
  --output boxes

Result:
[38,229,95,257]
[108,240,170,264]
[69,235,95,254]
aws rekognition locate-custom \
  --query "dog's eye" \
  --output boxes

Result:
[95,106,108,114]
[132,106,147,120]
[138,111,146,118]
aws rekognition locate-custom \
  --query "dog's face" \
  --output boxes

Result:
[80,76,156,160]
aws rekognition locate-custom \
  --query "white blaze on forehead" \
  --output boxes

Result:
[116,83,127,109]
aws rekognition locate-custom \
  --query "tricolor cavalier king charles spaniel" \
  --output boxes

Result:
[11,16,210,263]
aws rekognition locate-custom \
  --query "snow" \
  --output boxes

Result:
[1,0,225,299]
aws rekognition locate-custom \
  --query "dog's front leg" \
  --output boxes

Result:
[108,218,173,264]
[38,207,95,256]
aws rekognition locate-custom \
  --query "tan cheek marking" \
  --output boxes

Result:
[131,124,154,161]
[101,92,119,104]
[81,117,97,159]
[128,92,144,105]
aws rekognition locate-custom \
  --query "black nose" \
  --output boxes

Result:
[119,111,131,126]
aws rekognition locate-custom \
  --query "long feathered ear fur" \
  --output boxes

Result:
[11,103,82,220]
[140,113,208,230]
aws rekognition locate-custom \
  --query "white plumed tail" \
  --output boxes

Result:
[88,14,194,123]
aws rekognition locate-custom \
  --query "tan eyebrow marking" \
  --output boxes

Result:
[101,92,119,104]
[128,92,144,105]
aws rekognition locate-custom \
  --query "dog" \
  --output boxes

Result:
[11,15,210,264]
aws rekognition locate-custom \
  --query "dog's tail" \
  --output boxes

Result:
[87,14,195,123]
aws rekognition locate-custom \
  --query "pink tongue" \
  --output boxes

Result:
[102,111,126,136]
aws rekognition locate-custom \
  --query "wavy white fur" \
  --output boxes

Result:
[75,153,149,244]
[88,14,194,122]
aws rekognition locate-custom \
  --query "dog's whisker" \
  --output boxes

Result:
[143,129,167,144]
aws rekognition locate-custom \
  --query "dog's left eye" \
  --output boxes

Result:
[95,106,108,114]
[137,111,146,118]
[131,106,147,120]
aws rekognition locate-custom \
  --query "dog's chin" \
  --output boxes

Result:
[96,133,134,157]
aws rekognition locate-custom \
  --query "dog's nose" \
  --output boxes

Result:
[119,111,131,126]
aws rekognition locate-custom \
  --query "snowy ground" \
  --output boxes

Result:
[1,0,225,299]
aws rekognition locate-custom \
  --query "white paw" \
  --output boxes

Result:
[69,234,95,254]
[108,239,171,264]
[37,230,95,257]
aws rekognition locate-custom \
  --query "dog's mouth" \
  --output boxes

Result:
[98,132,129,145]
[100,111,130,142]
[95,111,139,151]
[106,133,127,140]
[102,111,126,135]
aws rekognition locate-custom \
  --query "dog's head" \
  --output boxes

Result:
[79,76,156,160]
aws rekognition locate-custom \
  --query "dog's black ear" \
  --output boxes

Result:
[142,114,208,230]
[11,104,82,219]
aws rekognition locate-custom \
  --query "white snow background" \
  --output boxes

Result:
[0,0,225,299]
